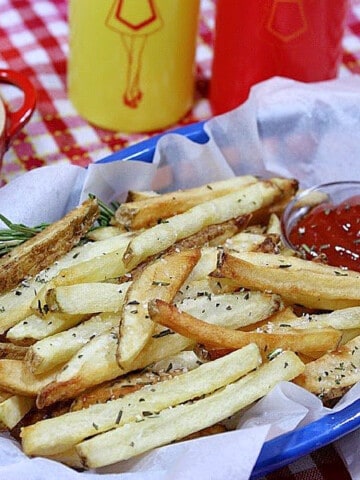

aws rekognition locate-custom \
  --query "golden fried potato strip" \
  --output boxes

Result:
[148,299,341,356]
[213,252,360,310]
[0,198,99,294]
[118,248,201,367]
[114,175,258,230]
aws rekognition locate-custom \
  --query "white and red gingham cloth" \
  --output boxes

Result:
[0,1,360,478]
[0,0,214,182]
[0,0,359,185]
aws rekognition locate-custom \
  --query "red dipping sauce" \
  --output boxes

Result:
[289,195,360,272]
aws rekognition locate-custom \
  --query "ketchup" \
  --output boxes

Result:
[288,195,360,272]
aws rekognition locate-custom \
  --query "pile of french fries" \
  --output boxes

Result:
[0,175,360,469]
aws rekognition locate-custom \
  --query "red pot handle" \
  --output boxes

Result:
[0,69,36,148]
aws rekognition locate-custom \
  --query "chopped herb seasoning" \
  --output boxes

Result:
[152,329,175,338]
[152,281,170,286]
[115,410,123,424]
[267,348,283,361]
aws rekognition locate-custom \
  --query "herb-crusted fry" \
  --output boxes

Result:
[44,282,131,315]
[122,178,298,271]
[294,334,360,402]
[0,395,34,430]
[114,175,258,230]
[118,249,201,368]
[0,199,99,294]
[22,345,261,456]
[213,252,360,310]
[148,299,341,356]
[25,313,121,374]
[76,351,304,468]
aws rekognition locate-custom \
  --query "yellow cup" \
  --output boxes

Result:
[68,0,200,132]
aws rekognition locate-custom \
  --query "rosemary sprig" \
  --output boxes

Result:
[0,214,50,256]
[0,195,119,257]
[89,194,120,228]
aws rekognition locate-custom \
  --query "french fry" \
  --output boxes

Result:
[36,326,194,408]
[71,351,201,411]
[0,360,60,396]
[0,390,12,403]
[182,246,218,282]
[213,252,360,310]
[225,232,277,253]
[148,299,341,356]
[47,448,83,469]
[118,249,201,367]
[0,198,99,294]
[22,344,261,456]
[294,334,360,402]
[29,231,135,317]
[0,342,27,359]
[85,226,126,241]
[0,395,34,430]
[308,307,360,331]
[36,283,285,407]
[176,290,283,330]
[125,190,160,201]
[122,178,298,271]
[42,249,128,287]
[6,313,86,345]
[266,213,282,235]
[76,351,304,468]
[168,215,251,252]
[114,175,258,230]
[0,231,134,333]
[0,395,35,430]
[116,215,251,285]
[0,286,39,336]
[225,250,360,276]
[180,424,228,442]
[267,306,360,333]
[44,282,131,315]
[172,246,236,298]
[25,313,120,374]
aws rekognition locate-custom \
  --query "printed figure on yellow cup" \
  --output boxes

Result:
[106,0,163,109]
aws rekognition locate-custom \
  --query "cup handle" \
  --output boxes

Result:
[0,69,36,148]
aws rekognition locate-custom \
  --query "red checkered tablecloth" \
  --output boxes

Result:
[0,0,359,184]
[0,1,360,479]
[0,0,215,182]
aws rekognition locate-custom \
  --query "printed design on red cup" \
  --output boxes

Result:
[267,0,307,42]
[106,0,163,109]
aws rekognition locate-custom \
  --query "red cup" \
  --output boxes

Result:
[0,69,36,164]
[210,0,349,115]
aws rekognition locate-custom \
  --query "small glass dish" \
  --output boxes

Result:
[281,180,360,254]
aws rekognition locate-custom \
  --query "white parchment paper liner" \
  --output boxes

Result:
[1,76,360,479]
